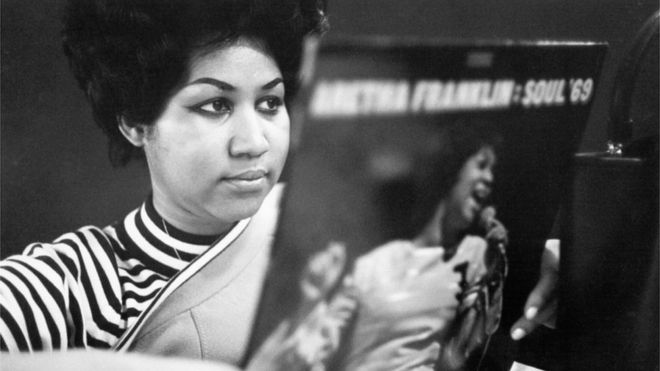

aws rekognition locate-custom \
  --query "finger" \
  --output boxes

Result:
[524,268,558,315]
[539,298,557,329]
[524,239,560,320]
[519,271,557,331]
[509,270,557,341]
[510,315,539,341]
[510,298,557,340]
[529,297,557,327]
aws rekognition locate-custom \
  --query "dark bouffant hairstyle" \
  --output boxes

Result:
[412,118,502,237]
[62,0,328,166]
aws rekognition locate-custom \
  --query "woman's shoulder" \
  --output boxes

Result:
[3,224,121,270]
[2,206,134,270]
[0,223,127,325]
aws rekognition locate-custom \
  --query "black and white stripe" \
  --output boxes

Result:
[0,197,221,352]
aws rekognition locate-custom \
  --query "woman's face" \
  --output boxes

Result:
[445,146,496,230]
[141,38,289,235]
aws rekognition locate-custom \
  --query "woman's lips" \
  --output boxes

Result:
[472,185,491,204]
[228,169,267,181]
[223,169,269,191]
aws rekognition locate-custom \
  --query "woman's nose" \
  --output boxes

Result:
[228,110,269,158]
[482,168,494,183]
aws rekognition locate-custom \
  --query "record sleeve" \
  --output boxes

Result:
[246,37,607,370]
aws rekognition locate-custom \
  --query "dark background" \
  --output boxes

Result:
[2,0,657,255]
[1,1,658,369]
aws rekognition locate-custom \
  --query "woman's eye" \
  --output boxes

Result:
[256,96,284,114]
[475,150,495,170]
[478,158,494,171]
[196,98,232,115]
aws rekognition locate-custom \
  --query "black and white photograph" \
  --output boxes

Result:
[1,1,658,370]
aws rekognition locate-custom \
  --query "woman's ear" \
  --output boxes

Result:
[118,116,148,147]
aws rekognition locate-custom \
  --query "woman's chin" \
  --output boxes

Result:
[458,200,479,227]
[215,198,264,223]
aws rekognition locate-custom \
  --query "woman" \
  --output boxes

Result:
[1,0,326,367]
[340,139,507,371]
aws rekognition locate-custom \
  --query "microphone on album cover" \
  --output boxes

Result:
[479,206,508,248]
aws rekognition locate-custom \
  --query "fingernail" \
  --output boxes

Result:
[525,307,538,320]
[511,328,526,340]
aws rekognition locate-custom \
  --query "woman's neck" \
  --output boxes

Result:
[152,194,235,237]
[414,203,464,249]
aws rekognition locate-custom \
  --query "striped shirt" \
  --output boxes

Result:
[0,197,222,352]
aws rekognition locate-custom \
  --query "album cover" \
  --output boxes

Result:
[247,37,607,370]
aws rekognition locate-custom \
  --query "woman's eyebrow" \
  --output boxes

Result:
[187,78,235,91]
[185,77,283,91]
[262,77,283,90]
